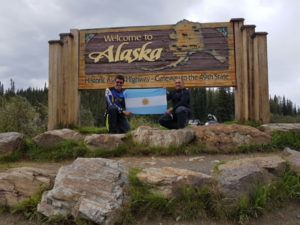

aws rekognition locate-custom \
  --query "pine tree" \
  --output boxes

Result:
[215,87,234,122]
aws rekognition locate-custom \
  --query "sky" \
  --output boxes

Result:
[0,0,299,107]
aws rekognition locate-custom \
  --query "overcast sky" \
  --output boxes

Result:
[0,0,299,107]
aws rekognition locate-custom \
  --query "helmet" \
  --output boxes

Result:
[207,114,213,121]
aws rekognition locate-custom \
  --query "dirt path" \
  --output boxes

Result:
[1,200,300,225]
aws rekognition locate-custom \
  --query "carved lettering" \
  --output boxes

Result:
[88,42,163,64]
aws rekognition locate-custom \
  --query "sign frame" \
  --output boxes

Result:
[79,20,236,89]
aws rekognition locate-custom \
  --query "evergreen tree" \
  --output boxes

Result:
[206,88,217,117]
[190,88,207,121]
[0,82,4,96]
[215,87,234,122]
[5,78,15,97]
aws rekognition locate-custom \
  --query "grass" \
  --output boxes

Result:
[128,115,161,130]
[25,139,88,162]
[213,161,226,174]
[118,168,225,225]
[1,127,300,165]
[9,185,52,221]
[74,126,108,134]
[271,130,300,150]
[1,164,300,225]
[118,165,300,225]
[224,120,263,129]
[5,182,98,225]
[234,164,300,224]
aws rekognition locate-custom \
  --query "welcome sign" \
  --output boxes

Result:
[79,20,236,89]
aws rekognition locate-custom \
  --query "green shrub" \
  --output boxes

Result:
[0,150,22,163]
[270,114,300,123]
[271,130,300,150]
[0,96,46,137]
[79,106,95,127]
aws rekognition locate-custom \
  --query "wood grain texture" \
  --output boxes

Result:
[48,42,62,130]
[255,33,270,123]
[78,21,235,89]
[232,19,244,121]
[48,30,80,129]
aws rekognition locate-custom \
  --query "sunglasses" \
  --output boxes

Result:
[115,81,124,84]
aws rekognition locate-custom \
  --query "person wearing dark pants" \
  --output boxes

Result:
[105,75,132,134]
[159,78,191,129]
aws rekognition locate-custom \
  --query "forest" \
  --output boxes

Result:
[0,79,299,137]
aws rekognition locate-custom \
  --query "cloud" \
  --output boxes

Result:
[0,0,299,107]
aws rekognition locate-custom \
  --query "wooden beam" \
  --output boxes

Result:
[58,31,80,127]
[241,25,256,121]
[252,32,270,123]
[48,41,62,130]
[231,18,244,121]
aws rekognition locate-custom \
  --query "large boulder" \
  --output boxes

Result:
[131,126,195,147]
[217,156,286,204]
[38,158,128,225]
[261,123,300,135]
[0,132,24,155]
[0,167,56,206]
[192,124,271,152]
[284,147,300,172]
[32,129,83,148]
[136,167,212,198]
[84,134,126,150]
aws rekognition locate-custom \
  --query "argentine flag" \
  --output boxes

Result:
[124,89,167,114]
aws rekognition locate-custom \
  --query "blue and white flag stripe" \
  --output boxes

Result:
[124,88,167,114]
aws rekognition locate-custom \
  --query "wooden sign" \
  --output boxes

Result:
[48,18,270,129]
[79,20,235,89]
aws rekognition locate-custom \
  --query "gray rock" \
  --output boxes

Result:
[217,156,286,204]
[0,132,24,155]
[261,123,300,135]
[283,147,300,155]
[136,167,212,198]
[286,150,300,172]
[0,167,56,206]
[84,134,126,150]
[131,126,195,147]
[38,158,128,225]
[192,124,271,152]
[32,128,83,148]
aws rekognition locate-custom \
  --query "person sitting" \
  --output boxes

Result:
[159,78,191,129]
[105,75,132,134]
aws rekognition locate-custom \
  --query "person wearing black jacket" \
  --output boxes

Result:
[159,78,191,129]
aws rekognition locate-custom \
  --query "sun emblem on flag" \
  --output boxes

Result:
[142,98,149,105]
